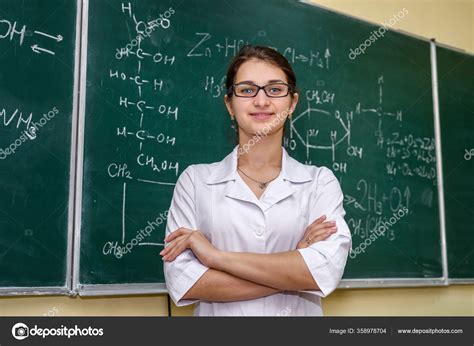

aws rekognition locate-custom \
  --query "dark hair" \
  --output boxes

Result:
[225,45,298,98]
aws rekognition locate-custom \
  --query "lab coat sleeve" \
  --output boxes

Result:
[297,167,352,297]
[164,165,209,307]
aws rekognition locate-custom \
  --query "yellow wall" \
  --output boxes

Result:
[0,285,472,316]
[0,295,169,316]
[312,0,473,54]
[1,0,473,316]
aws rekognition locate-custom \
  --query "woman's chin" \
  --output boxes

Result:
[240,124,281,139]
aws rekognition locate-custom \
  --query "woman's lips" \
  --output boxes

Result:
[249,112,274,120]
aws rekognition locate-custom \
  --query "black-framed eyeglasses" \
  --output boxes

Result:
[229,82,293,98]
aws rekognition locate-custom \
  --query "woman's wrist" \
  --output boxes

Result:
[211,250,226,271]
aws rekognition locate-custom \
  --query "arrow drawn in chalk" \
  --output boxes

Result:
[31,44,55,55]
[34,30,63,42]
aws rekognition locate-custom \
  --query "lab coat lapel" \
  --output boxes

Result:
[260,177,296,212]
[225,175,296,211]
[258,147,314,212]
[206,145,259,205]
[206,145,314,210]
[225,177,260,205]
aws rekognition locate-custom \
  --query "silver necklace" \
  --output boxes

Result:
[237,167,280,189]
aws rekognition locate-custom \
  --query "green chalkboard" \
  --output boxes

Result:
[437,46,474,281]
[0,0,78,290]
[78,0,443,292]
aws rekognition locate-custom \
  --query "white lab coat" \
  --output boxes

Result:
[164,145,351,316]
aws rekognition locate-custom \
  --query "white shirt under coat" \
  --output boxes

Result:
[164,145,351,316]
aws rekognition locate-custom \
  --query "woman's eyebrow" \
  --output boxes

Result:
[235,79,286,84]
[235,80,255,84]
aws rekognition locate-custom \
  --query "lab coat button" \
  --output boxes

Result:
[255,227,264,236]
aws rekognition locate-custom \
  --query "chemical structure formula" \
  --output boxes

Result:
[101,3,179,255]
[284,75,435,180]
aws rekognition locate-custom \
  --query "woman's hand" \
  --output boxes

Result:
[296,215,337,249]
[160,228,220,268]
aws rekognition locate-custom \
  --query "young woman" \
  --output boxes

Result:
[161,45,351,316]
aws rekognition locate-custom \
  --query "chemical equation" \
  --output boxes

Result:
[345,179,412,241]
[0,18,63,56]
[344,179,411,214]
[384,133,436,181]
[187,32,331,69]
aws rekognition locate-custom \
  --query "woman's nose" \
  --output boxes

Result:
[253,88,271,107]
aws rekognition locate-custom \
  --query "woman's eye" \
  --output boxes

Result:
[268,87,283,94]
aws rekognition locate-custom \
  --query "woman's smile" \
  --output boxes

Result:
[249,111,274,120]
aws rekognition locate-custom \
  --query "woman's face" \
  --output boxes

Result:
[224,58,299,140]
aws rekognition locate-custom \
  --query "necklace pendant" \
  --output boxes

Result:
[258,182,267,189]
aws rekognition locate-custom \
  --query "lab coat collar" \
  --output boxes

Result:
[205,145,313,185]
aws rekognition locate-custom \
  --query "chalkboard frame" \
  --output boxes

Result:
[1,0,470,299]
[70,0,474,296]
[0,0,82,296]
[71,0,169,297]
[302,3,451,289]
[434,41,474,285]
[336,42,450,289]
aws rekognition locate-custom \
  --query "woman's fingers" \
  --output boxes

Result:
[161,237,187,261]
[308,222,337,237]
[160,237,178,256]
[309,214,326,226]
[297,218,338,249]
[309,220,336,233]
[164,229,182,243]
[162,229,206,262]
[301,219,335,241]
[303,216,331,236]
[164,227,191,243]
[297,229,335,249]
[161,230,192,260]
[306,226,337,244]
